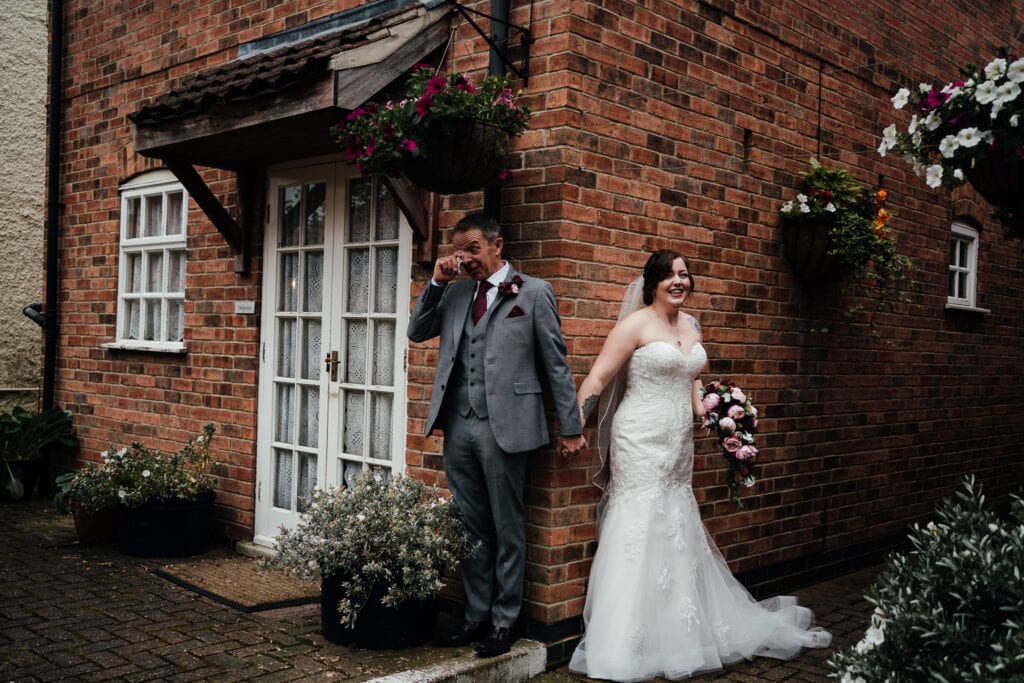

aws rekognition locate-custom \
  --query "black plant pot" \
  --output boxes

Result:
[964,151,1024,238]
[782,222,845,283]
[403,121,510,194]
[117,490,214,558]
[320,573,439,649]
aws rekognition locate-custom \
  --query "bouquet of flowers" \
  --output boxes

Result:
[700,380,759,507]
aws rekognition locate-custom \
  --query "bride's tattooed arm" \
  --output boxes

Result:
[581,394,599,422]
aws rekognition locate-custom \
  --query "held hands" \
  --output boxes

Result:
[557,434,587,460]
[432,250,465,285]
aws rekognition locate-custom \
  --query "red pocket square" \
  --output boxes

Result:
[506,305,527,318]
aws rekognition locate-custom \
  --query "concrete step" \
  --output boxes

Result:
[367,639,547,683]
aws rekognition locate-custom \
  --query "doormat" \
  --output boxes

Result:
[150,547,319,613]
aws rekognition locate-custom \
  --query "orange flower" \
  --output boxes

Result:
[875,189,887,205]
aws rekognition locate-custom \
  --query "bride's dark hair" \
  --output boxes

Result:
[641,249,696,304]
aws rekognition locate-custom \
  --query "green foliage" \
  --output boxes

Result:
[1,406,78,500]
[102,424,217,508]
[266,474,473,628]
[333,65,530,178]
[780,159,915,320]
[830,476,1024,682]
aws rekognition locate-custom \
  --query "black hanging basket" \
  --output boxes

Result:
[782,222,845,283]
[403,120,510,194]
[964,151,1024,238]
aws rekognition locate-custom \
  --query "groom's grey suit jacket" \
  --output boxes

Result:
[407,266,582,453]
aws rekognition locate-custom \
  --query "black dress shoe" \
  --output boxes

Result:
[475,626,516,657]
[437,619,489,646]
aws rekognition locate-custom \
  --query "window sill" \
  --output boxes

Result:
[102,341,188,354]
[944,302,990,314]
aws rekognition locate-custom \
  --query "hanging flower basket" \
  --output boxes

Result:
[963,151,1024,237]
[402,120,510,194]
[782,222,845,283]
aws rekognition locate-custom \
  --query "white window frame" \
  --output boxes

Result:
[104,170,189,352]
[946,221,988,313]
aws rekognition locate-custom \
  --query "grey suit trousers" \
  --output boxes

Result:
[442,411,527,628]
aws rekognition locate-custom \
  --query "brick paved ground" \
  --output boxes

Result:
[1,500,879,682]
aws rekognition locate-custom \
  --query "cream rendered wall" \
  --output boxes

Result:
[0,2,47,412]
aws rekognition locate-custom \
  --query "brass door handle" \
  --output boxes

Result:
[324,351,339,382]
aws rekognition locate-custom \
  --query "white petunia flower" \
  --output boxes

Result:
[799,203,810,213]
[974,80,998,105]
[919,82,932,93]
[796,193,808,203]
[907,114,920,135]
[926,164,944,188]
[825,203,836,212]
[984,57,1008,80]
[891,88,910,109]
[1011,114,1020,127]
[953,168,964,181]
[995,82,1021,105]
[781,200,794,213]
[939,135,959,158]
[956,127,983,147]
[924,112,942,131]
[1008,58,1024,84]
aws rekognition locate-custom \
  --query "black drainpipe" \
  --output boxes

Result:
[483,0,510,219]
[42,0,64,410]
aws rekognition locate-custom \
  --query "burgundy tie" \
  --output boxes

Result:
[471,281,493,324]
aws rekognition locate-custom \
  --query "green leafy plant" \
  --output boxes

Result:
[780,159,915,318]
[103,424,217,508]
[829,476,1024,682]
[333,65,530,179]
[54,463,121,515]
[266,473,473,627]
[879,51,1024,237]
[1,406,77,500]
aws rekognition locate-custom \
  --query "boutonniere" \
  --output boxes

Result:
[497,275,523,296]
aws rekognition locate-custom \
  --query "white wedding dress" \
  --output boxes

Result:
[569,342,831,682]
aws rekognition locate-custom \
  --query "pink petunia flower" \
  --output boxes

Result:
[426,75,447,95]
[400,139,418,153]
[415,95,433,117]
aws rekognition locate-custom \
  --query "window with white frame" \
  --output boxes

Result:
[947,221,980,309]
[111,170,188,351]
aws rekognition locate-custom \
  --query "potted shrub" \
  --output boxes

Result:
[54,461,122,544]
[333,65,531,193]
[107,424,218,557]
[779,159,914,318]
[879,51,1024,238]
[266,473,473,649]
[1,406,77,501]
[830,477,1024,681]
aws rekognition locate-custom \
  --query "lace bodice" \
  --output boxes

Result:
[608,341,707,494]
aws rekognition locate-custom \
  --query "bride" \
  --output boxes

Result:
[568,250,831,682]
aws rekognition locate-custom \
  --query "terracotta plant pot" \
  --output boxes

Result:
[403,121,510,194]
[73,506,119,544]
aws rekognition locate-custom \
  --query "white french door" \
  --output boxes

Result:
[254,164,412,545]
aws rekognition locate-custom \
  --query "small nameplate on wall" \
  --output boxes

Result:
[235,301,257,315]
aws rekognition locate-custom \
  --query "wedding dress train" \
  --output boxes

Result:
[569,342,831,682]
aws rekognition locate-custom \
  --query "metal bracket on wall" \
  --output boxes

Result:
[447,0,533,85]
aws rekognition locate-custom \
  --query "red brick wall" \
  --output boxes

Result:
[54,0,1024,629]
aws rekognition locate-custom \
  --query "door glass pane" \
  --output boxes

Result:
[279,253,298,312]
[297,453,317,512]
[343,391,365,455]
[304,252,323,312]
[302,319,321,380]
[375,183,399,240]
[370,392,393,461]
[277,319,296,377]
[348,178,372,242]
[299,385,320,448]
[274,449,293,509]
[345,320,367,383]
[374,247,398,314]
[372,321,395,385]
[347,248,370,313]
[305,183,326,245]
[280,185,301,246]
[275,383,294,442]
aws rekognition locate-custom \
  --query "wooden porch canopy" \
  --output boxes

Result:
[129,2,450,272]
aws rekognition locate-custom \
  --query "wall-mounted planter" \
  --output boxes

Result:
[964,151,1024,238]
[403,121,509,194]
[782,223,844,283]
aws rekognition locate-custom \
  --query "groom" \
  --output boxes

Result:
[408,212,585,657]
